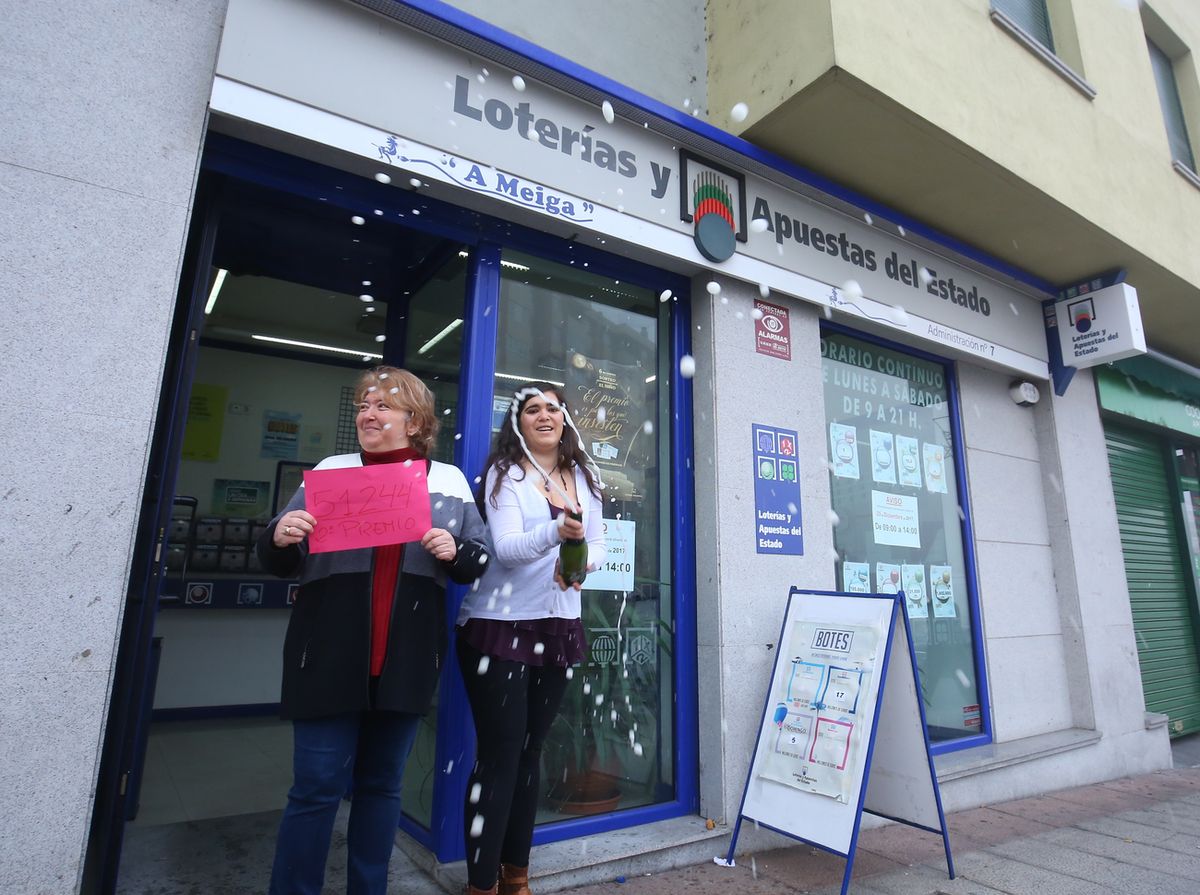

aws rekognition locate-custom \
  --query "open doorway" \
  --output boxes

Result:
[116,167,469,892]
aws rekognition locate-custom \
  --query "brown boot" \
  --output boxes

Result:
[465,885,497,895]
[498,863,531,895]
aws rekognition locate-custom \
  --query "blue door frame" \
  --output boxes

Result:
[200,134,700,862]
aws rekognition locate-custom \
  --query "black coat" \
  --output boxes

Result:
[256,455,489,719]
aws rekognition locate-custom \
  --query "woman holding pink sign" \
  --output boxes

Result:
[455,382,606,895]
[257,366,489,895]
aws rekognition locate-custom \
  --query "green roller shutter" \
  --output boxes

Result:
[1106,425,1200,737]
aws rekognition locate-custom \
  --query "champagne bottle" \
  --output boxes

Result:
[558,509,587,585]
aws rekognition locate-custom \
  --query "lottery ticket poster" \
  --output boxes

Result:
[727,588,953,886]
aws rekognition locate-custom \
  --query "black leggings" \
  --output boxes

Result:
[457,636,569,890]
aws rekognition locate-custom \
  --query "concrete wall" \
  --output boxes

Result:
[0,2,226,891]
[691,275,836,822]
[444,0,708,114]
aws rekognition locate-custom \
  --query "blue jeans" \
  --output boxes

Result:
[269,710,422,895]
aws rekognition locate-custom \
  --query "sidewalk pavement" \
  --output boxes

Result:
[553,737,1200,895]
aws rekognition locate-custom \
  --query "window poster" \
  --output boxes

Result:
[869,430,896,484]
[842,561,870,593]
[821,330,982,742]
[871,490,921,548]
[923,442,948,493]
[564,353,648,501]
[895,434,922,488]
[182,384,228,462]
[759,620,879,802]
[930,564,956,618]
[902,564,928,618]
[262,410,302,460]
[829,423,860,479]
[876,562,901,595]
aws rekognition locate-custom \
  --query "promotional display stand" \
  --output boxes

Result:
[721,588,953,894]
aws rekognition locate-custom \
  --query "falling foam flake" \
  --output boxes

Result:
[512,75,526,91]
[730,102,749,122]
[643,420,654,435]
[351,215,365,226]
[758,283,770,299]
[469,783,482,804]
[533,642,545,655]
[374,172,392,184]
[375,335,386,343]
[359,294,373,302]
[476,656,490,675]
[706,281,721,296]
[890,304,910,325]
[751,307,764,320]
[918,267,934,286]
[955,669,971,687]
[409,178,422,188]
[469,815,484,837]
[601,100,615,124]
[828,509,841,526]
[841,279,863,301]
[749,217,769,233]
[679,355,696,378]
[659,289,672,303]
[596,406,607,423]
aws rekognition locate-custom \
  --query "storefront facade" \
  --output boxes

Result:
[2,1,1185,892]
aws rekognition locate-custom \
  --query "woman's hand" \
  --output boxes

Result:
[553,559,586,592]
[557,510,584,541]
[274,510,317,547]
[421,527,458,562]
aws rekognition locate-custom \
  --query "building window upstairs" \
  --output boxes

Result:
[989,0,1095,99]
[1147,38,1197,176]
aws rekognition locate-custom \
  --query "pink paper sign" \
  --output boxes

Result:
[303,463,432,554]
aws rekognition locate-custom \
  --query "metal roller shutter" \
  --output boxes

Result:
[1106,425,1200,737]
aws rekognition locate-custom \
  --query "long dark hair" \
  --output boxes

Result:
[481,381,601,510]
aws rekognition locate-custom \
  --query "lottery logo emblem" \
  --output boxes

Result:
[679,151,746,264]
[1068,297,1096,333]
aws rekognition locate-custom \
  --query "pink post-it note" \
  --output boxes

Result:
[303,462,432,554]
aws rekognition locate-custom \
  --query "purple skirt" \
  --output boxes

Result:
[457,616,587,667]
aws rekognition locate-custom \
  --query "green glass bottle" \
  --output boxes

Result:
[558,509,587,585]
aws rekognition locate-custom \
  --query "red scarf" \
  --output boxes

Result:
[361,447,425,676]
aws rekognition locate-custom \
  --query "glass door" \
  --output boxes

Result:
[492,249,676,821]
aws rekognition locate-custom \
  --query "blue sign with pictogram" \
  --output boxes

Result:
[753,424,803,555]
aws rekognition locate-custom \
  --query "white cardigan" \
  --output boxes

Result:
[456,462,606,622]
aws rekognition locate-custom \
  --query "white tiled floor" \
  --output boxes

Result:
[131,716,293,826]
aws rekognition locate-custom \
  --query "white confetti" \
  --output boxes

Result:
[469,814,485,837]
[597,406,607,423]
[350,215,365,226]
[643,420,654,434]
[863,212,873,226]
[679,355,696,378]
[409,178,422,188]
[374,172,392,184]
[469,783,482,804]
[601,100,615,124]
[890,304,909,325]
[359,294,373,302]
[375,334,386,343]
[955,669,970,687]
[730,102,749,122]
[512,75,526,91]
[749,217,769,233]
[751,307,764,320]
[533,642,545,655]
[659,289,672,303]
[390,386,399,394]
[758,283,770,299]
[828,509,841,526]
[918,267,934,286]
[367,385,377,393]
[706,281,721,296]
[382,423,392,430]
[633,743,643,757]
[476,656,490,675]
[565,667,574,679]
[841,279,863,300]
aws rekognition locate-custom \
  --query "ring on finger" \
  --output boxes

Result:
[285,525,294,535]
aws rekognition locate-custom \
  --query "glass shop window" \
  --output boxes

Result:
[820,330,983,743]
[493,248,675,819]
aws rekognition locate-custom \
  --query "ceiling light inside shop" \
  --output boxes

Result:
[418,318,463,354]
[204,268,229,315]
[252,334,382,359]
[495,372,565,387]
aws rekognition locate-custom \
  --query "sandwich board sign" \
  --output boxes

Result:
[719,588,954,894]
